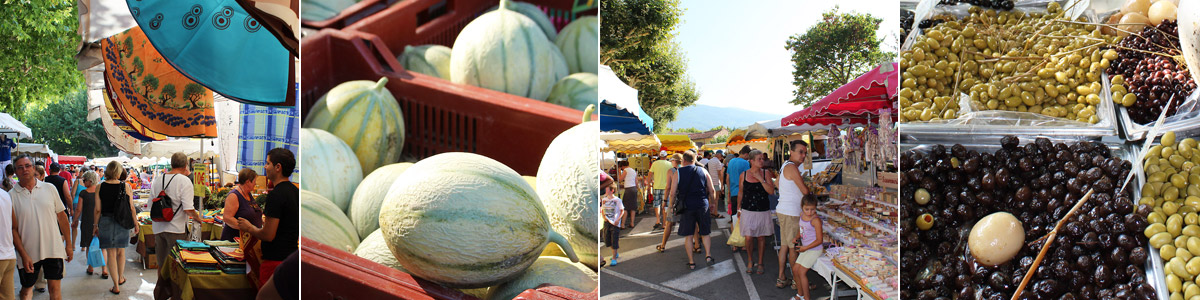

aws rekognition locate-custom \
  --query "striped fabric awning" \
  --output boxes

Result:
[237,103,299,180]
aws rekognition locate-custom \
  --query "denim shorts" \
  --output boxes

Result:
[97,216,130,249]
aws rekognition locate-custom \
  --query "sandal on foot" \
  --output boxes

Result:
[706,256,715,265]
[746,264,755,274]
[776,278,789,289]
[756,265,765,274]
[656,245,665,253]
[687,262,696,270]
[119,278,127,285]
[109,288,119,295]
[101,274,109,279]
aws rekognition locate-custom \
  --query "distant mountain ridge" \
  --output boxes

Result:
[667,104,786,131]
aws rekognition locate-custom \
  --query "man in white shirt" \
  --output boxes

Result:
[150,153,201,272]
[707,152,725,214]
[8,155,72,300]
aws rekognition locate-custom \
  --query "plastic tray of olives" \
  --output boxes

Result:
[1114,65,1200,141]
[899,138,1166,300]
[898,0,1121,139]
[1131,131,1200,300]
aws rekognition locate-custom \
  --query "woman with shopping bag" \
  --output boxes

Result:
[75,170,104,277]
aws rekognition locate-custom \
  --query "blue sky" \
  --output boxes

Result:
[675,0,900,115]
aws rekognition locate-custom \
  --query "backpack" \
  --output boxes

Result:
[150,174,183,222]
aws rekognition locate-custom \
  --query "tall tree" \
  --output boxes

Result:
[0,2,84,119]
[600,0,699,133]
[24,90,119,158]
[786,7,892,107]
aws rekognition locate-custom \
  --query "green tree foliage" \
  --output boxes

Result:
[142,74,160,100]
[0,1,84,119]
[786,7,893,107]
[183,84,206,108]
[600,0,699,133]
[160,83,177,106]
[24,90,119,158]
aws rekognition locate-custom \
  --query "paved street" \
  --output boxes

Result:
[599,210,859,300]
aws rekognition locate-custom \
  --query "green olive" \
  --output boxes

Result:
[916,213,934,230]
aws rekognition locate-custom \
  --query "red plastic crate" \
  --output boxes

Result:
[300,237,599,300]
[300,29,583,176]
[302,0,394,30]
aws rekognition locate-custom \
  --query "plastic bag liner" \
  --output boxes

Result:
[88,237,106,268]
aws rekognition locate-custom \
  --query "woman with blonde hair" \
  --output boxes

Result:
[738,149,775,274]
[94,161,138,294]
[221,168,263,240]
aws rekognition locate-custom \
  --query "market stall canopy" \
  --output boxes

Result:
[15,143,51,155]
[103,27,218,139]
[601,134,660,154]
[234,103,299,177]
[57,156,88,165]
[139,139,219,159]
[700,143,726,151]
[745,118,865,140]
[0,113,32,140]
[599,65,654,135]
[657,134,695,152]
[127,0,296,106]
[91,156,132,166]
[99,94,146,155]
[782,62,898,126]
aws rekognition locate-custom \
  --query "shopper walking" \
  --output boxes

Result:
[9,155,73,300]
[655,155,682,253]
[707,152,725,214]
[95,161,137,294]
[0,165,16,300]
[43,164,71,218]
[617,160,638,229]
[152,153,202,299]
[775,141,811,289]
[74,171,101,277]
[725,146,751,217]
[221,168,262,240]
[648,152,672,231]
[3,165,14,192]
[671,150,717,270]
[738,149,775,275]
[237,148,298,286]
[600,172,623,266]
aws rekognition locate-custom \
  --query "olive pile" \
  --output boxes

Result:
[903,9,915,42]
[938,0,1015,10]
[900,136,1153,299]
[899,3,1122,124]
[1107,20,1198,124]
[1140,131,1200,299]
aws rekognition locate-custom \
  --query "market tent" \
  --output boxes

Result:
[57,156,88,165]
[139,139,219,159]
[0,113,32,140]
[599,65,654,135]
[701,143,726,151]
[743,118,862,140]
[15,143,52,155]
[601,134,660,154]
[782,62,898,126]
[658,134,695,152]
[600,133,699,154]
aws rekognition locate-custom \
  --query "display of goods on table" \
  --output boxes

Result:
[818,197,899,299]
[1136,131,1200,300]
[824,246,900,300]
[899,136,1163,299]
[300,73,599,299]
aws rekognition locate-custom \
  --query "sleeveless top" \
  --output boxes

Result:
[221,188,264,241]
[622,167,637,188]
[798,215,821,250]
[676,165,709,211]
[776,161,805,216]
[98,182,126,217]
[78,189,96,228]
[740,169,771,212]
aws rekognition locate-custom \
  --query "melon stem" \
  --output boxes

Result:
[582,104,595,123]
[373,77,389,92]
[499,0,510,11]
[547,230,579,263]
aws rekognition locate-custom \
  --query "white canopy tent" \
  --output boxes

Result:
[0,113,33,140]
[137,139,219,159]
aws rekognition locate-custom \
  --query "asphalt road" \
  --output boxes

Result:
[598,210,860,300]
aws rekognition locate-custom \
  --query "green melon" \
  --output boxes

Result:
[398,45,453,80]
[301,0,358,21]
[555,16,598,74]
[304,77,405,176]
[349,162,414,238]
[487,1,557,41]
[379,152,578,288]
[536,106,600,268]
[546,73,598,111]
[302,189,361,252]
[484,256,597,300]
[353,229,407,272]
[300,128,363,212]
[449,0,569,101]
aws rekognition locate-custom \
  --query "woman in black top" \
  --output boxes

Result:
[94,161,138,294]
[737,150,776,274]
[76,170,102,276]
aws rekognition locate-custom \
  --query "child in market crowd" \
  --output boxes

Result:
[600,172,624,266]
[790,196,823,300]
